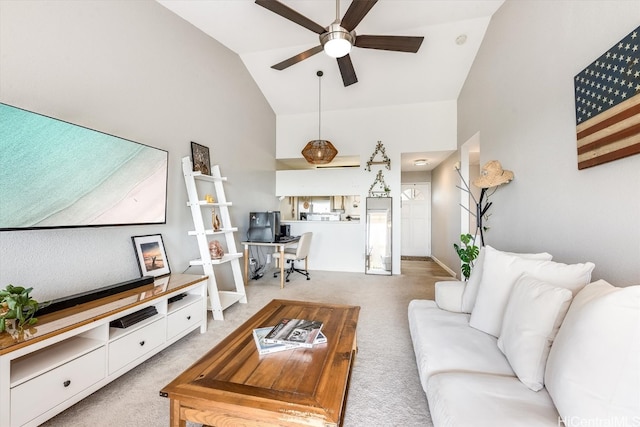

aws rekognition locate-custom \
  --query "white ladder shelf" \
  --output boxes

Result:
[182,156,247,320]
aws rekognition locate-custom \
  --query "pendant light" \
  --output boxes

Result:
[302,70,338,165]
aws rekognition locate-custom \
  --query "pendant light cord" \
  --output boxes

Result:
[317,70,323,140]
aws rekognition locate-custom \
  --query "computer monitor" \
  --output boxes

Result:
[247,211,281,242]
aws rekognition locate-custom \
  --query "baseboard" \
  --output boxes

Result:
[430,255,457,278]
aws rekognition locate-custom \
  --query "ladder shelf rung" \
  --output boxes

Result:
[218,292,246,310]
[189,253,243,266]
[186,201,233,207]
[192,172,227,182]
[187,227,238,236]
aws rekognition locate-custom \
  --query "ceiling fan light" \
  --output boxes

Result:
[321,23,354,58]
[324,38,352,58]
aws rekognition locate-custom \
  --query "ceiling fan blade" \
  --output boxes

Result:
[340,0,379,32]
[355,35,424,53]
[337,54,358,87]
[255,0,326,35]
[271,45,324,70]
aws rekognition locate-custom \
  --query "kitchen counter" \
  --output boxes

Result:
[282,220,363,273]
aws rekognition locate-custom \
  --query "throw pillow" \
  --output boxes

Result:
[497,274,573,391]
[545,280,640,423]
[460,247,486,313]
[469,246,594,337]
[460,246,552,313]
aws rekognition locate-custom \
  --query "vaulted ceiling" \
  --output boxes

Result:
[157,1,503,171]
[157,0,504,116]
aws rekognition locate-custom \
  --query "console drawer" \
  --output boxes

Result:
[167,299,204,340]
[10,346,106,427]
[108,318,165,375]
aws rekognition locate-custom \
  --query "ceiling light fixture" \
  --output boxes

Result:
[414,159,429,166]
[319,0,354,59]
[455,34,468,45]
[321,23,354,58]
[302,71,338,165]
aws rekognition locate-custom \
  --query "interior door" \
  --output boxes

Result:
[401,183,431,257]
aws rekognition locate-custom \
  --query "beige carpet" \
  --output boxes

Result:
[42,261,452,427]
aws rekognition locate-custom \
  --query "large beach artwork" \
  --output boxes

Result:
[0,103,168,230]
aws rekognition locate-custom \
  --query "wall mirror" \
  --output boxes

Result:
[365,197,392,275]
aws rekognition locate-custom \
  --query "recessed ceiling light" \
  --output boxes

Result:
[414,159,429,166]
[456,34,467,45]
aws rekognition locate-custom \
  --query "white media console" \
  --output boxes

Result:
[0,274,208,427]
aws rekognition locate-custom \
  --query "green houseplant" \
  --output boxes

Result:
[453,233,480,281]
[0,284,40,335]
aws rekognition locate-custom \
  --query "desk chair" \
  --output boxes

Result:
[272,232,312,282]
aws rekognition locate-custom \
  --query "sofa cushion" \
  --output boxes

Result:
[470,246,594,337]
[460,246,487,313]
[408,300,514,392]
[427,372,559,427]
[460,246,552,313]
[545,280,640,425]
[435,280,465,312]
[497,274,573,391]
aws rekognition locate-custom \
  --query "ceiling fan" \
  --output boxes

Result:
[255,0,424,87]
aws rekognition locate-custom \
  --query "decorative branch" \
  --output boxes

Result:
[365,141,391,172]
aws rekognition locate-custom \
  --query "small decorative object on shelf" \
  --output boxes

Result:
[209,240,224,259]
[205,194,215,203]
[0,284,39,338]
[212,211,221,231]
[365,141,391,171]
[191,141,211,175]
[131,234,171,277]
[368,170,390,197]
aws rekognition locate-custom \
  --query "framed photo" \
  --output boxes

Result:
[131,234,171,277]
[191,141,211,175]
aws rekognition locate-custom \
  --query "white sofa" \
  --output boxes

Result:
[409,246,640,427]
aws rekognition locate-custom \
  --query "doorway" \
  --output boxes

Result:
[401,183,431,257]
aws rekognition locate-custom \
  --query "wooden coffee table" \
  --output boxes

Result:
[160,299,360,427]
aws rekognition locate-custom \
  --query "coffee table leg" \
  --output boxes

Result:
[170,399,186,427]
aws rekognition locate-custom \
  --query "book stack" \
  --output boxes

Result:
[253,318,325,355]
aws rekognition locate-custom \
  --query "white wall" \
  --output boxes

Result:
[285,221,363,273]
[431,152,462,272]
[0,1,276,300]
[434,0,640,285]
[276,101,457,273]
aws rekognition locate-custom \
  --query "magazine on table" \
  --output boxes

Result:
[262,318,324,348]
[253,326,326,355]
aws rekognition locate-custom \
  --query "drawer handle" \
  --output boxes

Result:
[139,340,145,346]
[63,380,71,388]
[187,315,191,320]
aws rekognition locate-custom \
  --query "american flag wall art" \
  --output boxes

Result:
[574,26,640,170]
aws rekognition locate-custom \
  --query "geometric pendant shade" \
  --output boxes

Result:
[302,139,338,164]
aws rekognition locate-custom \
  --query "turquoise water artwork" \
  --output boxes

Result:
[0,103,168,229]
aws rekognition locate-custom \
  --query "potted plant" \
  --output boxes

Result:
[453,233,479,281]
[0,284,40,336]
